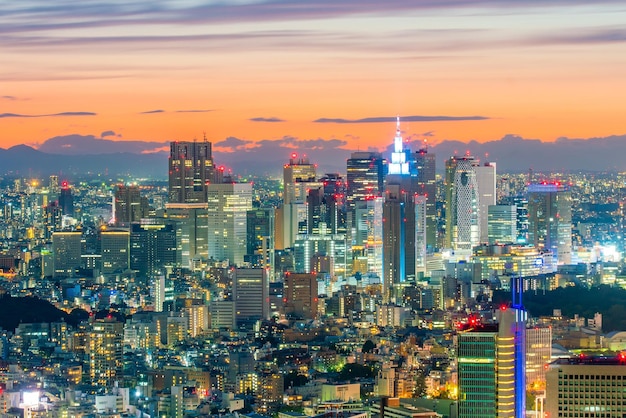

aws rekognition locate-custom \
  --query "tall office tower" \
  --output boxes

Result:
[99,229,130,275]
[233,268,269,330]
[283,153,319,205]
[525,326,552,389]
[306,185,327,235]
[510,195,529,244]
[168,140,216,204]
[58,181,74,216]
[382,184,413,303]
[475,162,497,244]
[445,155,480,253]
[49,175,60,202]
[527,183,572,264]
[207,182,252,266]
[114,185,150,226]
[52,231,82,277]
[488,205,517,244]
[319,173,347,234]
[414,148,437,250]
[165,203,209,269]
[346,151,386,247]
[457,306,527,417]
[44,202,64,237]
[546,357,626,418]
[246,208,275,274]
[414,195,427,276]
[130,219,178,277]
[366,197,384,280]
[88,318,123,387]
[283,272,319,320]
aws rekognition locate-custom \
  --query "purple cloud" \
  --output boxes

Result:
[250,117,285,123]
[0,111,96,118]
[140,109,165,114]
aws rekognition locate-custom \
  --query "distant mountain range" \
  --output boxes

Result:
[1,132,626,179]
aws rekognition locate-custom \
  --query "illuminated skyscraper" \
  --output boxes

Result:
[168,140,217,204]
[366,196,384,280]
[99,229,130,275]
[346,152,386,247]
[88,318,123,387]
[114,184,150,226]
[283,272,318,320]
[52,231,82,277]
[233,268,269,330]
[445,155,480,252]
[457,288,527,418]
[207,182,252,266]
[475,162,497,244]
[413,148,437,250]
[283,153,318,205]
[130,219,178,277]
[165,203,209,269]
[58,181,74,216]
[527,183,572,264]
[488,205,517,244]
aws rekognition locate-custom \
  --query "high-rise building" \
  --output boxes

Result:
[130,219,178,277]
[346,152,386,247]
[58,181,74,216]
[488,205,517,244]
[207,182,252,266]
[246,208,275,273]
[525,326,552,389]
[366,197,384,280]
[527,183,572,264]
[100,229,130,275]
[283,153,319,205]
[413,148,437,250]
[283,272,318,320]
[475,162,496,244]
[88,318,123,387]
[168,140,217,204]
[546,357,626,418]
[52,231,82,277]
[458,284,527,418]
[319,173,347,235]
[414,195,427,276]
[114,185,150,226]
[165,203,209,269]
[445,155,480,253]
[233,268,269,330]
[383,184,412,302]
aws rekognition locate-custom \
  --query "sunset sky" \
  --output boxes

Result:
[2,0,626,155]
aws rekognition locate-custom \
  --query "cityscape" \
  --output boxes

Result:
[3,1,626,418]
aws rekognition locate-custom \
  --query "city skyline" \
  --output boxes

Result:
[2,0,626,159]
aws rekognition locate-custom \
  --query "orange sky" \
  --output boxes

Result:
[2,1,626,152]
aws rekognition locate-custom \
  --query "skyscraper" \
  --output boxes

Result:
[168,140,217,204]
[130,219,178,277]
[52,231,82,277]
[88,318,123,387]
[165,203,209,269]
[413,148,437,251]
[283,272,318,320]
[114,184,150,226]
[346,151,386,247]
[246,208,275,272]
[207,182,252,266]
[58,181,74,216]
[488,205,517,244]
[457,302,527,418]
[233,268,269,330]
[527,183,572,264]
[100,229,130,275]
[475,162,497,244]
[445,155,480,253]
[283,153,319,205]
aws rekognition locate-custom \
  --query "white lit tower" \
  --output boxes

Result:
[445,155,480,254]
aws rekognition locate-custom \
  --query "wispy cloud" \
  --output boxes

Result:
[175,109,213,113]
[101,130,120,138]
[250,117,285,122]
[140,109,165,114]
[1,95,17,100]
[314,115,489,124]
[0,111,96,118]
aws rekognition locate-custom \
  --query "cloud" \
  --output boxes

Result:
[36,134,169,155]
[140,109,165,114]
[250,117,285,123]
[101,130,120,138]
[1,95,17,100]
[213,137,255,152]
[0,111,96,118]
[176,109,213,113]
[314,115,489,124]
